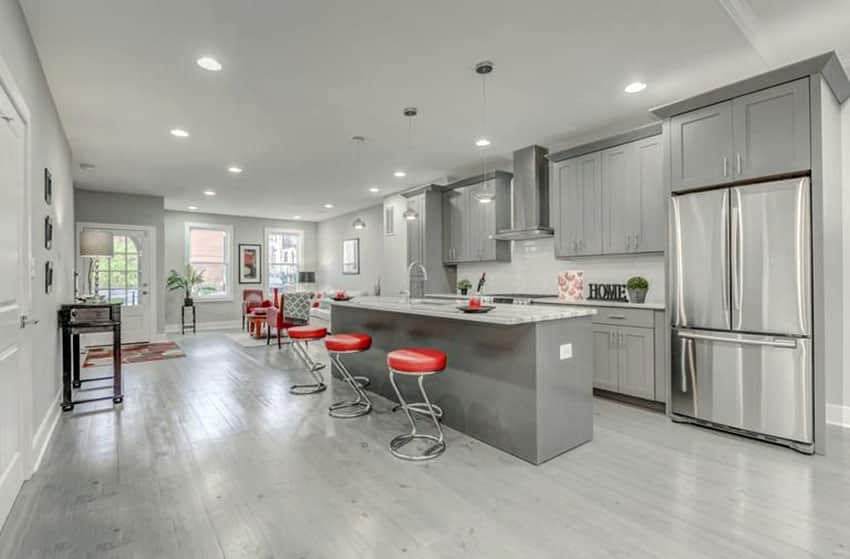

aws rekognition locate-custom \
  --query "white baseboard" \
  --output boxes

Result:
[31,391,61,473]
[150,331,168,342]
[164,320,241,334]
[826,403,850,428]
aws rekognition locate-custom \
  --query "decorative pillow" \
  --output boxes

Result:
[283,292,312,321]
[261,299,273,307]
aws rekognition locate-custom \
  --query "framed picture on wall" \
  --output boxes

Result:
[238,243,262,284]
[44,168,52,205]
[343,238,360,275]
[44,215,53,250]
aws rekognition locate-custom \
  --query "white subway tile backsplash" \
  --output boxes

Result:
[455,237,665,303]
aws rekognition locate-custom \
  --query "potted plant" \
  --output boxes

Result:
[457,278,472,296]
[626,276,649,304]
[167,265,206,307]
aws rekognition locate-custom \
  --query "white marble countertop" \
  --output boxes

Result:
[330,296,595,325]
[423,293,665,311]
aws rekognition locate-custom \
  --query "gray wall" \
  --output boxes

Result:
[455,238,666,304]
[317,204,382,293]
[1,0,75,445]
[841,96,850,420]
[164,210,318,328]
[74,189,166,333]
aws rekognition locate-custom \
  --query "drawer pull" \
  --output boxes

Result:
[608,314,626,320]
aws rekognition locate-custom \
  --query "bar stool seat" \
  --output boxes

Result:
[326,333,373,418]
[288,326,328,395]
[387,348,447,461]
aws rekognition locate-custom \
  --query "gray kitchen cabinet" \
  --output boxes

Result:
[592,324,620,392]
[732,78,810,180]
[442,188,468,263]
[618,326,655,400]
[670,101,734,192]
[403,186,455,294]
[550,152,602,257]
[406,193,424,266]
[442,173,511,264]
[602,143,637,254]
[634,135,665,252]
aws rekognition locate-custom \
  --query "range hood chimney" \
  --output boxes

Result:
[493,145,553,241]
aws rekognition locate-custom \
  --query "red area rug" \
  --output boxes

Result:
[83,341,186,368]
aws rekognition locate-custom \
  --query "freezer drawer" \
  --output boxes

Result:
[731,177,811,336]
[671,328,812,444]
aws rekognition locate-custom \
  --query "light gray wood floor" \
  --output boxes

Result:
[1,332,849,558]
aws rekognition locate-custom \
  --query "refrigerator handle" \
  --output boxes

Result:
[795,178,809,335]
[677,330,797,349]
[720,191,730,323]
[679,337,688,393]
[730,189,743,321]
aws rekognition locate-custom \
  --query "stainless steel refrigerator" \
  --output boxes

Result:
[670,176,813,453]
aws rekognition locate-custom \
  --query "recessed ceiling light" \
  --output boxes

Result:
[323,203,334,209]
[475,138,491,147]
[292,215,302,219]
[187,205,199,210]
[171,128,189,138]
[227,166,243,174]
[196,57,222,71]
[394,171,406,178]
[203,190,216,196]
[369,187,380,193]
[624,81,647,93]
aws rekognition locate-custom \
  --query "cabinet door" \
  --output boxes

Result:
[442,189,467,263]
[592,324,619,391]
[405,195,424,266]
[634,135,664,252]
[601,143,637,254]
[470,180,498,261]
[551,158,580,257]
[670,101,734,192]
[618,326,655,400]
[577,153,603,255]
[732,78,810,180]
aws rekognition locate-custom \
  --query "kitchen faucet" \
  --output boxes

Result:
[407,261,427,302]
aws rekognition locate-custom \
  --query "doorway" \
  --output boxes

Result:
[0,66,32,529]
[76,223,156,344]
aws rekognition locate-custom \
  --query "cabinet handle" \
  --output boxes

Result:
[736,153,742,175]
[634,234,640,250]
[579,239,584,252]
[723,157,729,177]
[608,314,626,320]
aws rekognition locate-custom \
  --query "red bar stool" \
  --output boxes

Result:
[287,325,328,395]
[387,348,447,460]
[325,333,373,418]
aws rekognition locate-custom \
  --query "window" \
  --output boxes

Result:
[186,223,233,300]
[93,234,141,306]
[266,229,302,289]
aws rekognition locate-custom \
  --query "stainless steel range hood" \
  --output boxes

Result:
[493,145,553,241]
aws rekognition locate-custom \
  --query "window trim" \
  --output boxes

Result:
[265,227,303,291]
[185,222,234,302]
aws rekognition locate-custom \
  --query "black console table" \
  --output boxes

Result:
[59,303,123,411]
[181,304,196,334]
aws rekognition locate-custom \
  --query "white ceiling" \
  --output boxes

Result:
[20,0,850,221]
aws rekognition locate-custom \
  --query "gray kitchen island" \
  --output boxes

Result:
[330,297,596,464]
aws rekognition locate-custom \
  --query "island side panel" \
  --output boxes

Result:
[534,315,594,463]
[331,305,540,463]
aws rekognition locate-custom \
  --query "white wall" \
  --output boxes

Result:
[841,96,850,421]
[317,204,382,293]
[0,0,74,465]
[381,194,410,296]
[456,238,665,302]
[163,210,318,329]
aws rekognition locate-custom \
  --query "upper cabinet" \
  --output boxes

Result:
[442,173,511,264]
[670,78,811,192]
[550,128,663,258]
[404,187,456,294]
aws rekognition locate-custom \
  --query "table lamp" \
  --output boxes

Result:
[297,271,316,291]
[79,229,114,302]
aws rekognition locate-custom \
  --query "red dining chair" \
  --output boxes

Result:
[241,289,264,330]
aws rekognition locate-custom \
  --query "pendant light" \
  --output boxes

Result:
[400,107,420,220]
[350,136,368,230]
[474,61,496,203]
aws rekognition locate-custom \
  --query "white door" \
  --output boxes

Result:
[78,225,155,344]
[0,81,30,529]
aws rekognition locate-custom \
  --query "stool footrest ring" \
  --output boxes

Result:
[329,400,371,418]
[390,433,446,461]
[290,382,327,395]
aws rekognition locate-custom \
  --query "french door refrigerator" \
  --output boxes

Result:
[670,176,813,453]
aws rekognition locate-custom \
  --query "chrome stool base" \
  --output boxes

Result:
[388,370,445,461]
[392,402,443,419]
[328,352,372,418]
[290,338,326,396]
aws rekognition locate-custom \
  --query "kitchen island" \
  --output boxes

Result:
[330,296,596,464]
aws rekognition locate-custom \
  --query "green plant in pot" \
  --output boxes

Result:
[626,276,649,304]
[457,278,472,296]
[167,265,206,307]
